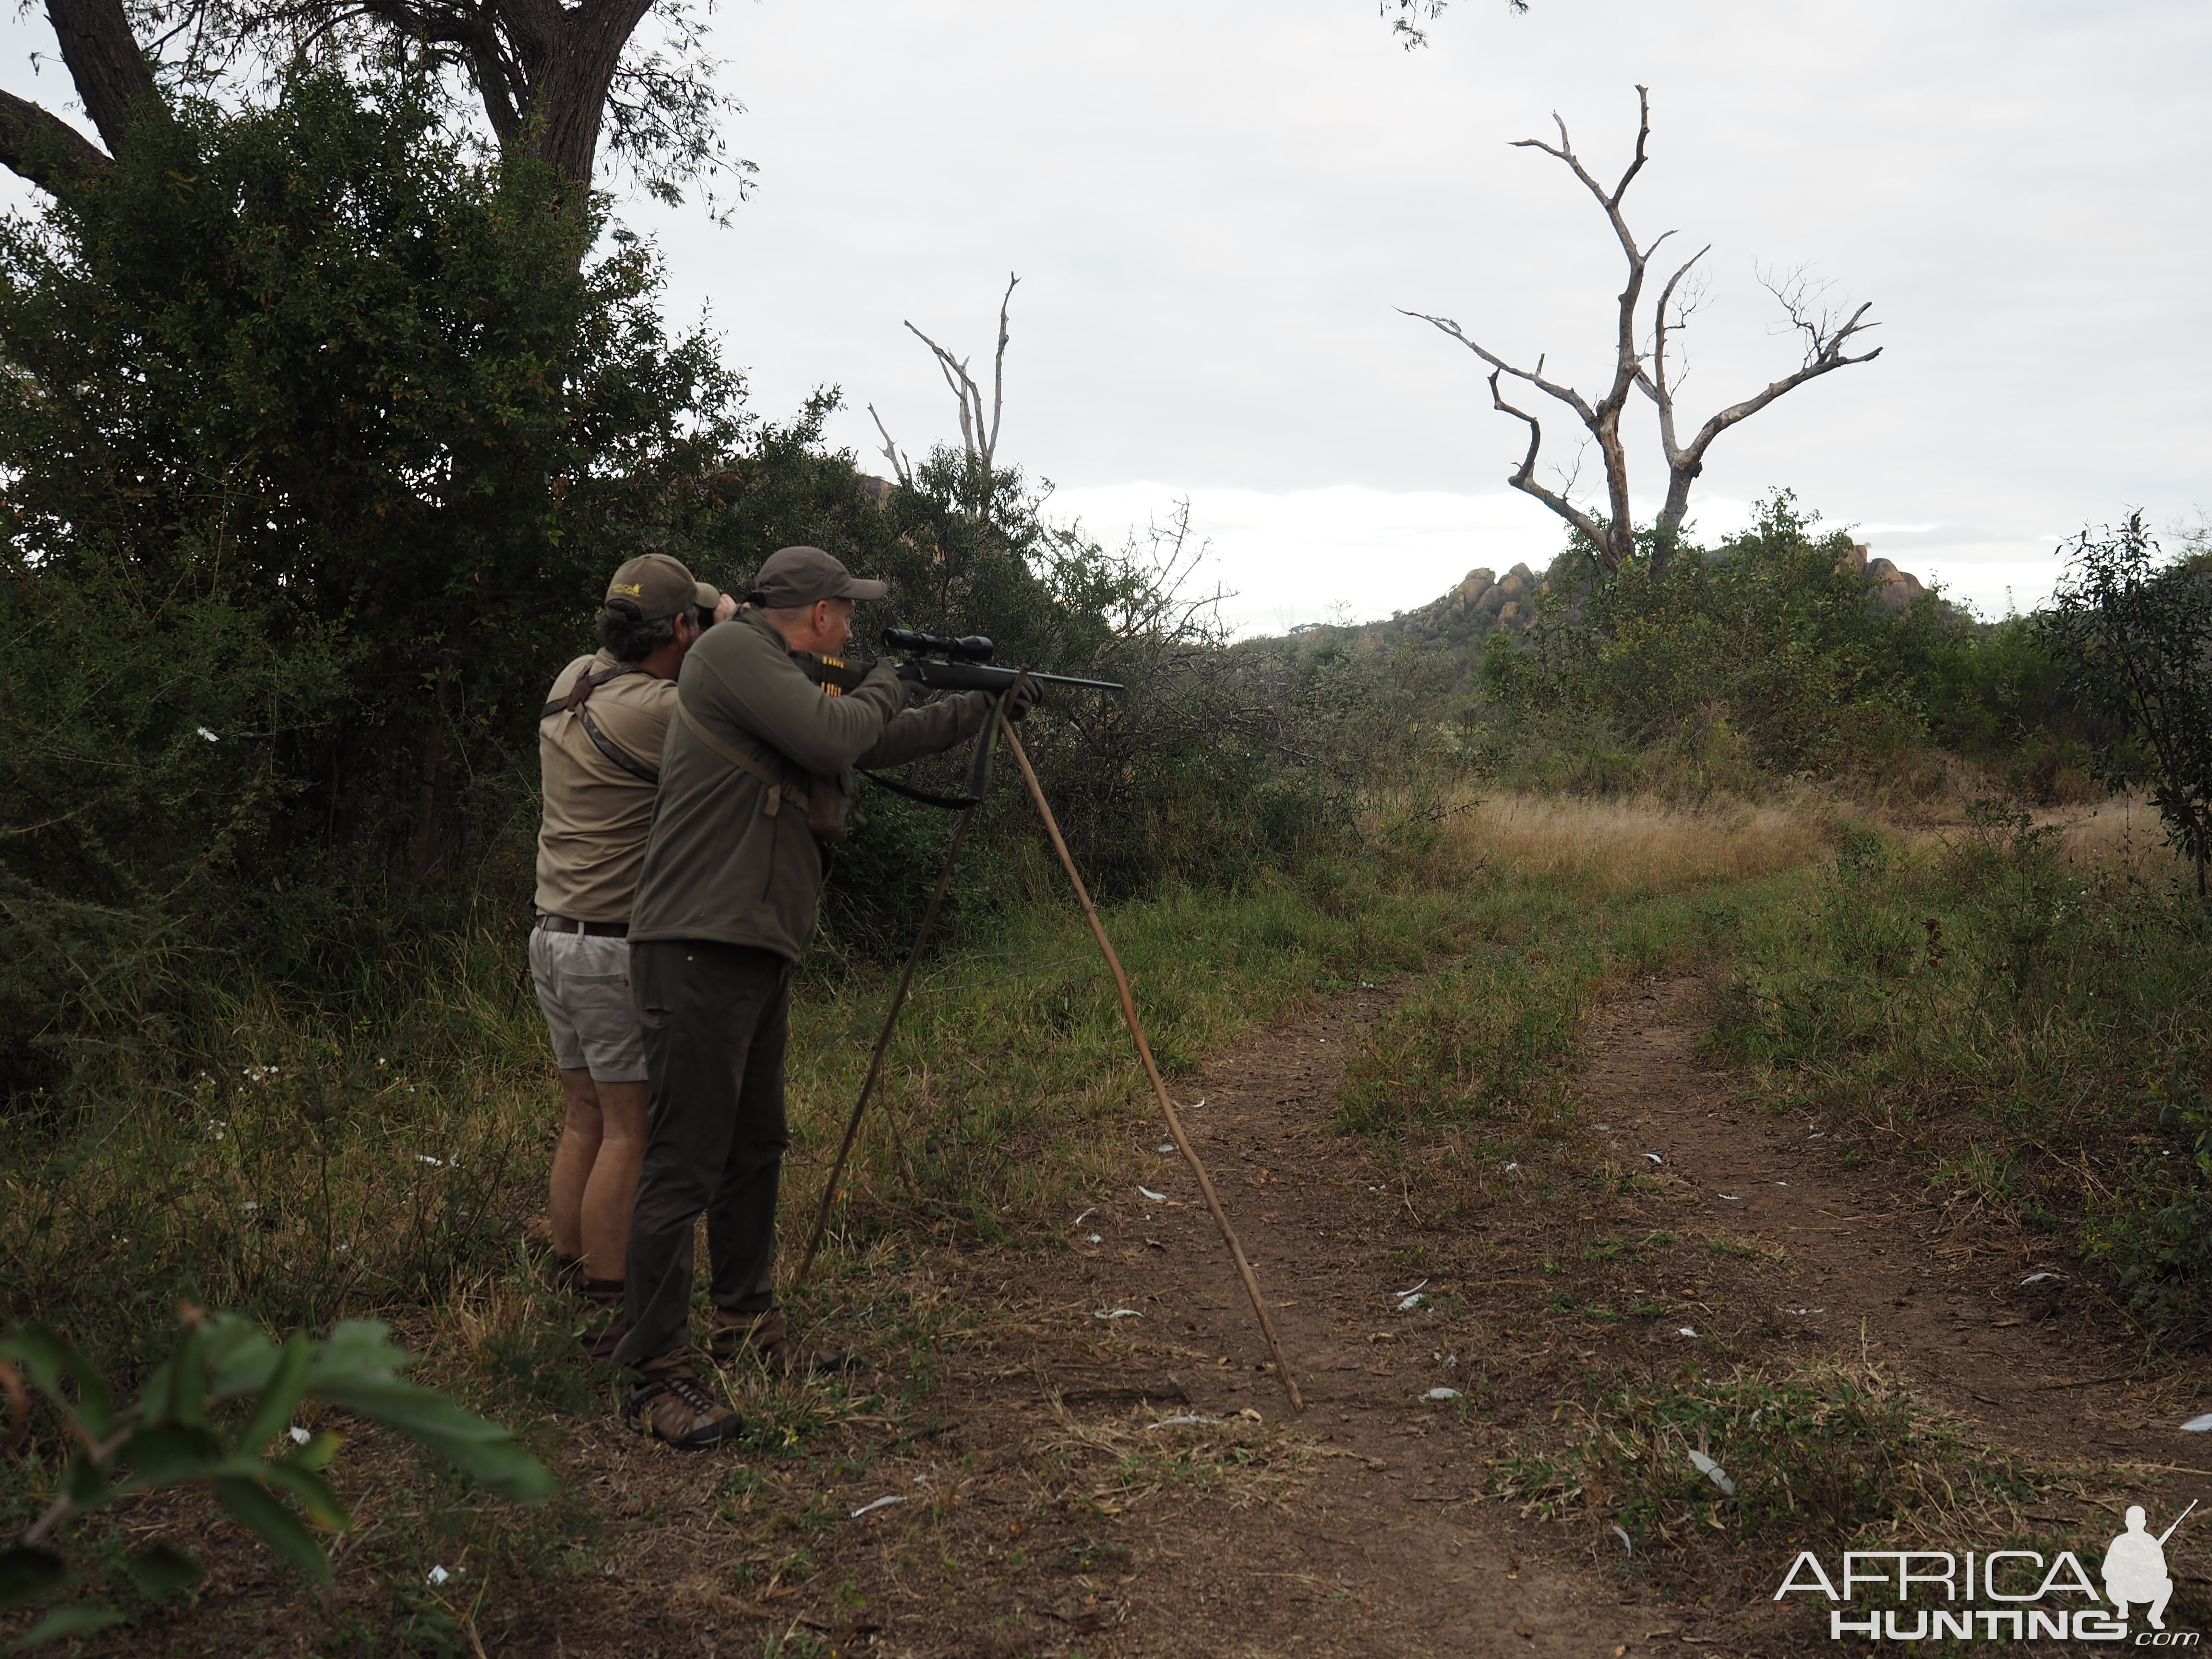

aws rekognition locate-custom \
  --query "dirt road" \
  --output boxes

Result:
[125,974,2207,1657]
[799,974,2212,1657]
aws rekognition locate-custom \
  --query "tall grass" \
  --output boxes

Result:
[1715,799,2212,1338]
[0,802,1510,1374]
[1336,792,1842,1139]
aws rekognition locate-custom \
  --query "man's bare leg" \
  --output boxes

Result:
[550,1067,605,1263]
[580,1081,649,1279]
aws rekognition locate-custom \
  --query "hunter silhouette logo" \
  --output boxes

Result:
[2105,1502,2192,1632]
[1778,1503,2201,1642]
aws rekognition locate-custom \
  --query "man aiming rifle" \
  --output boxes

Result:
[613,544,1036,1448]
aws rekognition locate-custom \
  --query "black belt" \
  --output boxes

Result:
[535,915,628,938]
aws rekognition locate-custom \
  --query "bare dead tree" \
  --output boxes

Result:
[1402,87,1880,573]
[870,273,1020,521]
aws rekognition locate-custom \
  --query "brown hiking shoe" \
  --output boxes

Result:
[708,1307,858,1375]
[622,1361,744,1450]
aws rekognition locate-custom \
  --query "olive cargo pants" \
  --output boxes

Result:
[613,939,792,1368]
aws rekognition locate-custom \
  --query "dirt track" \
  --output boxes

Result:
[74,974,2212,1657]
[782,972,2212,1657]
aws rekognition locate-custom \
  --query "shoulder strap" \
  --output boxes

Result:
[675,698,807,818]
[540,661,650,721]
[573,705,659,785]
[540,662,660,783]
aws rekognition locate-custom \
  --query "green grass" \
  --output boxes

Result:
[1491,1359,2040,1552]
[1712,803,2212,1339]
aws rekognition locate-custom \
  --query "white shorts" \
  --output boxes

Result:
[528,926,648,1083]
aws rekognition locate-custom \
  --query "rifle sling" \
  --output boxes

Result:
[541,664,659,785]
[860,770,979,811]
[675,698,808,818]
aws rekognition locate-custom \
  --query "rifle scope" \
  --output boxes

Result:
[882,628,995,664]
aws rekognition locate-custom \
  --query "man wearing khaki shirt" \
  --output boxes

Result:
[532,553,731,1358]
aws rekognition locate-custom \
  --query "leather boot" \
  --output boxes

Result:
[622,1350,744,1450]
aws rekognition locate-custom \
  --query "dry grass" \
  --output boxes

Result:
[1456,792,1841,896]
[1033,1408,1312,1515]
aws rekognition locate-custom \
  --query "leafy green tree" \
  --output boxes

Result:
[0,0,735,209]
[0,69,739,1095]
[1520,493,1965,776]
[2043,513,2212,895]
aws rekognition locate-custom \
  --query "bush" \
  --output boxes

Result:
[0,69,735,1100]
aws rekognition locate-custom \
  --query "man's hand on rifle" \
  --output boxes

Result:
[1001,677,1042,722]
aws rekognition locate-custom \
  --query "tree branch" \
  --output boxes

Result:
[1637,242,1710,469]
[1398,308,1597,426]
[1487,367,1608,553]
[904,319,979,464]
[1676,300,1879,471]
[984,271,1017,479]
[0,87,113,192]
[866,402,912,489]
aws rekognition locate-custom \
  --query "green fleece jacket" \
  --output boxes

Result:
[628,609,992,960]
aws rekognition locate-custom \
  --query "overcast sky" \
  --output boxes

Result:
[6,0,2207,632]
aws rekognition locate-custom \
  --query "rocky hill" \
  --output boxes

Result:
[1347,541,1935,649]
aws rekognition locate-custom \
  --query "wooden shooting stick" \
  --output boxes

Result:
[999,724,1304,1414]
[792,683,1022,1289]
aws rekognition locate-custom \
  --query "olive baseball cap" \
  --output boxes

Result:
[748,545,889,609]
[604,553,719,620]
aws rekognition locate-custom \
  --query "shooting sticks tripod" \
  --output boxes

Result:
[791,696,1304,1415]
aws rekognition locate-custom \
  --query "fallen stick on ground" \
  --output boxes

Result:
[1000,722,1304,1414]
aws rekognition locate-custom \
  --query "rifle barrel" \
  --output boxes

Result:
[791,649,1121,697]
[2158,1498,2198,1546]
[895,661,1122,694]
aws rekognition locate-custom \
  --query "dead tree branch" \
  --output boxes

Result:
[900,272,1020,524]
[902,271,1018,480]
[1405,85,1881,575]
[866,403,913,489]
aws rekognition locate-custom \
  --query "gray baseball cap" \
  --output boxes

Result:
[748,545,889,609]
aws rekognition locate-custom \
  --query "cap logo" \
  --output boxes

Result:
[611,583,641,596]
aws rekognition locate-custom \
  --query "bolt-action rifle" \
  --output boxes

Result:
[787,628,1119,812]
[792,626,1122,699]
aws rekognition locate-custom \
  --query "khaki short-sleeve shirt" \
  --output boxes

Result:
[533,650,677,923]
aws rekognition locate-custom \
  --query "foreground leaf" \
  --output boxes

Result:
[0,1548,66,1612]
[212,1478,331,1582]
[122,1540,203,1603]
[2,1604,127,1653]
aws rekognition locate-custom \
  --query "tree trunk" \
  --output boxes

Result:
[411,655,457,878]
[45,0,163,155]
[523,0,655,198]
